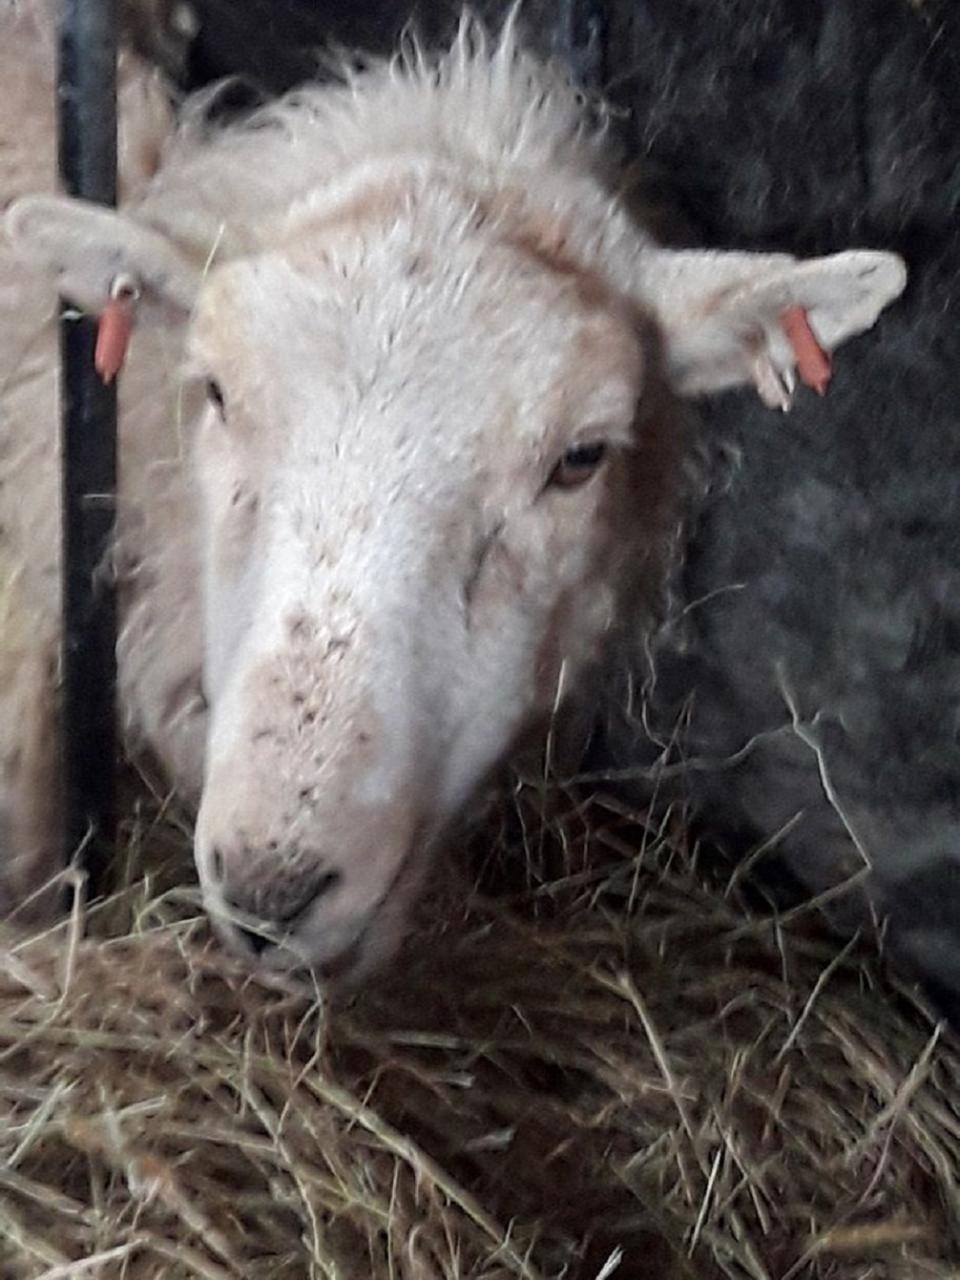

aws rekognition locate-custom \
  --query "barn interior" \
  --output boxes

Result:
[2,1,960,1277]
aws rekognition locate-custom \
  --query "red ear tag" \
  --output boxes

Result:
[781,306,832,396]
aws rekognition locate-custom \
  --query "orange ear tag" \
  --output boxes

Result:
[94,276,141,385]
[94,299,135,385]
[781,306,832,396]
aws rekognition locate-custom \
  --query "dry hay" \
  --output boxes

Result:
[1,780,959,1280]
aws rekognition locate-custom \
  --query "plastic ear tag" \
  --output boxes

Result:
[781,305,832,396]
[95,274,141,385]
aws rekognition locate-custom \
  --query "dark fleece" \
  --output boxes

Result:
[595,0,960,1014]
[151,0,960,1008]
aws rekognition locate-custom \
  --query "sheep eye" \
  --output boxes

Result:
[549,441,608,489]
[205,378,226,416]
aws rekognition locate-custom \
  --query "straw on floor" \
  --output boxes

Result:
[1,778,959,1279]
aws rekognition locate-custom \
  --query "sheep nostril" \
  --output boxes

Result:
[237,924,273,957]
[269,869,343,924]
[210,846,225,882]
[313,869,342,901]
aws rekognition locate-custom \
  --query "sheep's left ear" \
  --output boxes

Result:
[4,194,201,317]
[639,247,907,409]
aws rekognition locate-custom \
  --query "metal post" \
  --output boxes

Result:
[57,0,119,894]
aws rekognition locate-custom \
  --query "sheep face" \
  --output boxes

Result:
[186,197,661,977]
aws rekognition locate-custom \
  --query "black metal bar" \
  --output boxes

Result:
[57,0,119,894]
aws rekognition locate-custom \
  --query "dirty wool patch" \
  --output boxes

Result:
[1,782,958,1279]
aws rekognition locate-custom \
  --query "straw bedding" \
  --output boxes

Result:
[1,779,958,1279]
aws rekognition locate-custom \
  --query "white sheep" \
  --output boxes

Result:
[1,4,905,980]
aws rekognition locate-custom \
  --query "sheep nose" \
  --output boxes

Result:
[217,867,343,957]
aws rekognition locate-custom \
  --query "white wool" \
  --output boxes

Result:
[127,14,645,288]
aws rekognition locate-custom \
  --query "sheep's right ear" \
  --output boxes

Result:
[4,194,201,317]
[637,246,907,408]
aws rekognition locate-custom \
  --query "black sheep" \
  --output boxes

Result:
[597,0,960,1018]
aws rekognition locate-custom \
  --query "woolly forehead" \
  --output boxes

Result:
[186,242,646,464]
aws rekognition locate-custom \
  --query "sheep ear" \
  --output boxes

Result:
[4,194,200,317]
[641,248,907,409]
